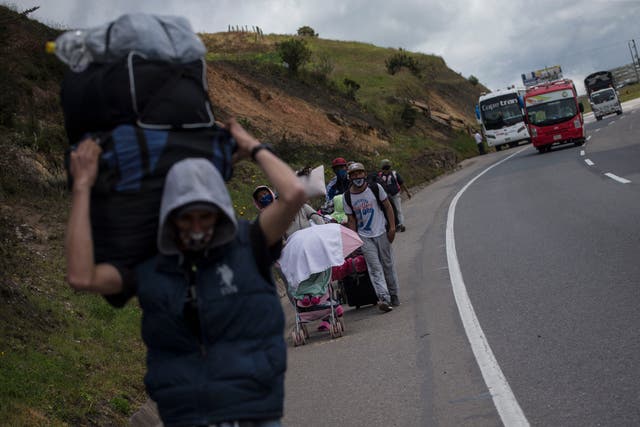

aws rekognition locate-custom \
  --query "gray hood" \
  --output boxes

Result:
[158,158,237,255]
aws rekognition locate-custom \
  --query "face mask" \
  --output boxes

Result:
[258,193,274,207]
[336,169,347,178]
[352,178,365,187]
[179,228,214,251]
[382,165,391,171]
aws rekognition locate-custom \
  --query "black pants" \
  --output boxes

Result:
[477,143,486,155]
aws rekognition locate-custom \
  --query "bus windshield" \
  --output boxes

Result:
[527,98,577,126]
[479,95,524,130]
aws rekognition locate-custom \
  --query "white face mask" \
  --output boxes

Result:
[352,178,365,187]
[179,228,214,251]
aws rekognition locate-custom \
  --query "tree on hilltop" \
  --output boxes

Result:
[297,26,318,37]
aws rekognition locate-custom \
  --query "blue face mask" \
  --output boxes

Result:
[336,169,347,178]
[258,193,274,207]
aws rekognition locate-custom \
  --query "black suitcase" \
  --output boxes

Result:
[341,272,378,309]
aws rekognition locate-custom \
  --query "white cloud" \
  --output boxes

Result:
[8,0,640,93]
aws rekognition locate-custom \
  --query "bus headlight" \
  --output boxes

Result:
[574,119,581,128]
[517,126,525,133]
[531,127,537,137]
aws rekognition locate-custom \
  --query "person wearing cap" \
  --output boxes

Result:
[378,159,411,232]
[253,185,276,211]
[65,118,307,427]
[343,162,400,311]
[325,157,350,202]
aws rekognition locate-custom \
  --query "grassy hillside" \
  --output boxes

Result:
[1,8,486,425]
[203,32,484,128]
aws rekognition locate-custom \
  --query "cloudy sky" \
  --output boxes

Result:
[9,0,640,93]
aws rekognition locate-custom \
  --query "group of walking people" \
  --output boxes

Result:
[325,157,411,310]
[251,156,412,313]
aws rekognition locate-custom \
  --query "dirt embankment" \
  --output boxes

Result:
[207,62,391,153]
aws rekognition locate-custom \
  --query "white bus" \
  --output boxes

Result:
[476,87,531,151]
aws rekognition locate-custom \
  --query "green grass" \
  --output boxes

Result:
[617,82,640,103]
[0,203,146,425]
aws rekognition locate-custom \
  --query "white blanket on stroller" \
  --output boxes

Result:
[279,223,345,288]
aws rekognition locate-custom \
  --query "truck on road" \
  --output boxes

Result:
[584,71,622,121]
[524,79,585,153]
[476,87,530,151]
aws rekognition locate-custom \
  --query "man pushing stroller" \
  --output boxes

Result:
[342,162,400,312]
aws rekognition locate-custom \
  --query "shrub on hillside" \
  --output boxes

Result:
[297,26,318,37]
[468,75,479,86]
[385,49,422,77]
[312,52,334,77]
[276,38,312,74]
[343,78,360,100]
[401,104,417,128]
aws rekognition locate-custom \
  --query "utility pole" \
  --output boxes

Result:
[628,39,640,83]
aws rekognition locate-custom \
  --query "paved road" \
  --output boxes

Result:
[454,99,640,426]
[283,99,640,426]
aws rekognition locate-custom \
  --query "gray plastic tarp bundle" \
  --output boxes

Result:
[54,13,206,70]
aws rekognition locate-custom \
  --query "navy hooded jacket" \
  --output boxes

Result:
[134,158,286,426]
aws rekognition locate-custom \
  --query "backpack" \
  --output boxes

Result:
[65,124,236,266]
[343,176,399,232]
[61,53,214,144]
[377,171,401,196]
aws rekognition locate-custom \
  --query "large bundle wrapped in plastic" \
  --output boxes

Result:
[53,14,237,266]
[50,14,206,71]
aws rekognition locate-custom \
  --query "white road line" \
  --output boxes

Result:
[595,128,601,132]
[446,147,530,427]
[585,159,595,166]
[586,135,592,141]
[580,150,585,156]
[604,173,631,184]
[608,121,615,126]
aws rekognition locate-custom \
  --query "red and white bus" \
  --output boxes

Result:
[524,79,585,153]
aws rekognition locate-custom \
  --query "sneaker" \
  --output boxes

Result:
[378,301,393,313]
[398,224,406,232]
[390,295,400,306]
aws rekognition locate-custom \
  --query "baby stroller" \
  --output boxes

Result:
[288,268,345,347]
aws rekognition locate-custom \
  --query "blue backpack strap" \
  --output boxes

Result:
[134,126,150,177]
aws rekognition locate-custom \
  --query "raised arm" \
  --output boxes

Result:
[65,139,123,294]
[227,118,307,246]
